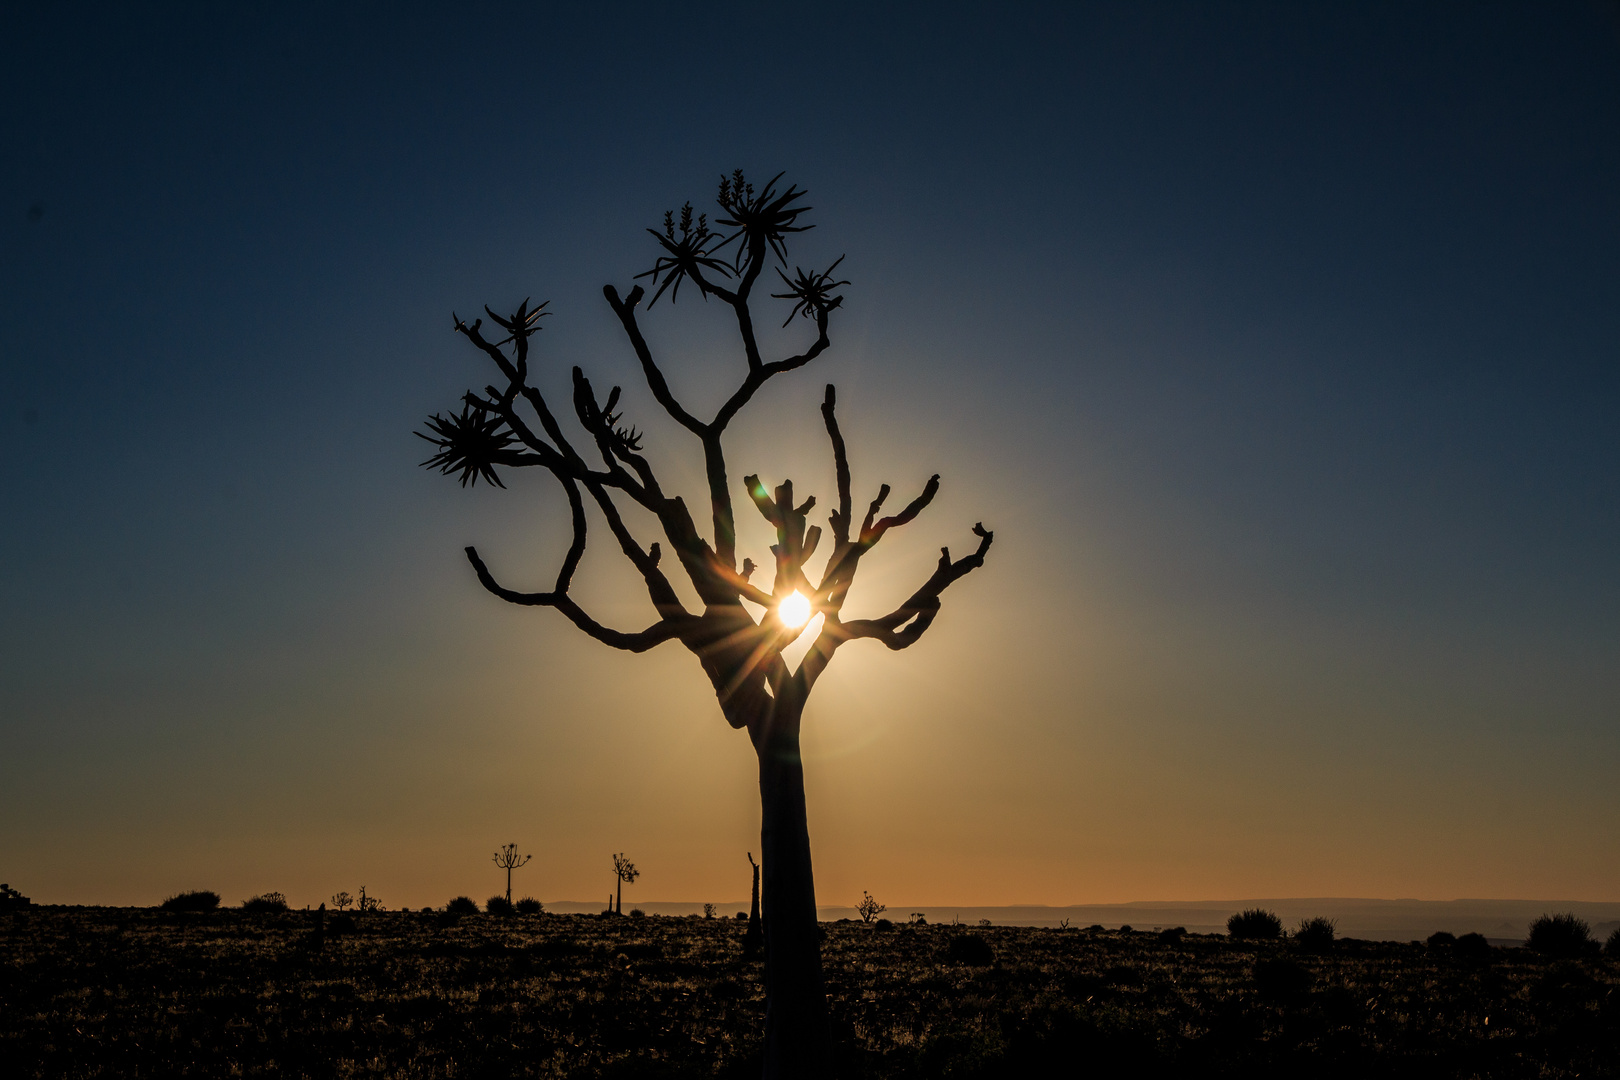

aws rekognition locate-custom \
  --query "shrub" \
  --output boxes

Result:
[159,890,220,912]
[734,911,748,921]
[857,891,886,924]
[1295,916,1336,950]
[514,897,543,915]
[1118,924,1133,934]
[702,903,716,919]
[445,896,479,915]
[873,918,894,931]
[946,933,994,966]
[1228,909,1283,940]
[1158,926,1186,944]
[1526,913,1596,958]
[1606,928,1620,957]
[242,892,288,912]
[1455,932,1492,959]
[486,895,515,917]
[629,908,645,919]
[1427,931,1457,948]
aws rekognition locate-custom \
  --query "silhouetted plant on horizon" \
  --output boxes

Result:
[1227,908,1283,940]
[330,891,353,912]
[516,896,544,915]
[856,891,885,924]
[242,892,288,913]
[418,168,992,1079]
[493,843,532,906]
[1295,916,1336,951]
[1605,927,1620,956]
[1526,912,1597,958]
[486,894,515,917]
[612,853,639,916]
[158,889,218,912]
[445,896,479,916]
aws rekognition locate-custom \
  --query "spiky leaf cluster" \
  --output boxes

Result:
[635,202,729,306]
[417,403,515,487]
[771,256,849,326]
[713,169,812,270]
[484,297,548,346]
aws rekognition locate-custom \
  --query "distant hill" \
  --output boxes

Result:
[542,897,1620,943]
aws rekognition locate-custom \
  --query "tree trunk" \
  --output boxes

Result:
[616,879,622,915]
[755,695,828,1079]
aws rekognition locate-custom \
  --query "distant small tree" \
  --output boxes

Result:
[357,886,383,914]
[704,903,717,919]
[1526,912,1596,958]
[856,891,885,924]
[330,891,354,912]
[612,853,639,915]
[493,843,532,905]
[1227,909,1283,940]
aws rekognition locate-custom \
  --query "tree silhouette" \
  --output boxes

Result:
[492,843,532,906]
[611,852,639,915]
[419,169,993,1078]
[856,891,885,924]
[744,851,763,959]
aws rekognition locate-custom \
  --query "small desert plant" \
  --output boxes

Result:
[242,892,288,912]
[857,891,886,924]
[514,897,543,915]
[1227,908,1283,940]
[1119,924,1133,933]
[445,895,479,915]
[909,912,928,926]
[330,891,353,911]
[703,903,717,919]
[947,933,994,966]
[1526,913,1596,958]
[1295,916,1336,950]
[356,886,383,913]
[1605,928,1620,956]
[159,890,220,912]
[629,907,645,919]
[1427,930,1457,948]
[735,910,748,921]
[873,918,894,931]
[486,895,515,917]
[1455,931,1492,959]
[1158,926,1186,944]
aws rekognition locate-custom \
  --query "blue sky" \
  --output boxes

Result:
[2,3,1616,907]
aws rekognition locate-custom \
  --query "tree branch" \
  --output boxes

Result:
[464,546,681,652]
[603,284,707,436]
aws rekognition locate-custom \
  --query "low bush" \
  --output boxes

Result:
[445,896,479,916]
[1427,931,1457,948]
[159,890,220,912]
[1606,928,1620,957]
[1157,927,1186,944]
[873,918,894,931]
[242,892,288,913]
[1295,916,1336,950]
[629,908,645,919]
[1227,909,1283,940]
[946,933,994,966]
[514,897,543,915]
[1526,913,1596,958]
[486,895,515,917]
[1455,932,1492,959]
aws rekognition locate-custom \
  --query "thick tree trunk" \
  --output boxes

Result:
[755,695,828,1079]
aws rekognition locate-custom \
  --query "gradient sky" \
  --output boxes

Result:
[2,3,1617,911]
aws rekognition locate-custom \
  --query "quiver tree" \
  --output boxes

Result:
[493,843,532,905]
[419,170,993,1079]
[611,852,639,915]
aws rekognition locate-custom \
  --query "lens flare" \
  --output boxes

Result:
[778,590,812,628]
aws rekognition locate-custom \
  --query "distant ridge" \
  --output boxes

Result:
[542,897,1620,943]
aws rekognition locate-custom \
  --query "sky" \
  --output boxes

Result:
[2,3,1617,911]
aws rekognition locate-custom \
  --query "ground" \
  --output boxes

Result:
[2,907,1617,1078]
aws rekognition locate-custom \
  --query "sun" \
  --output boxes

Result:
[778,589,812,628]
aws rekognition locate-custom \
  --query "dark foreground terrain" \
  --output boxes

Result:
[3,907,1617,1079]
